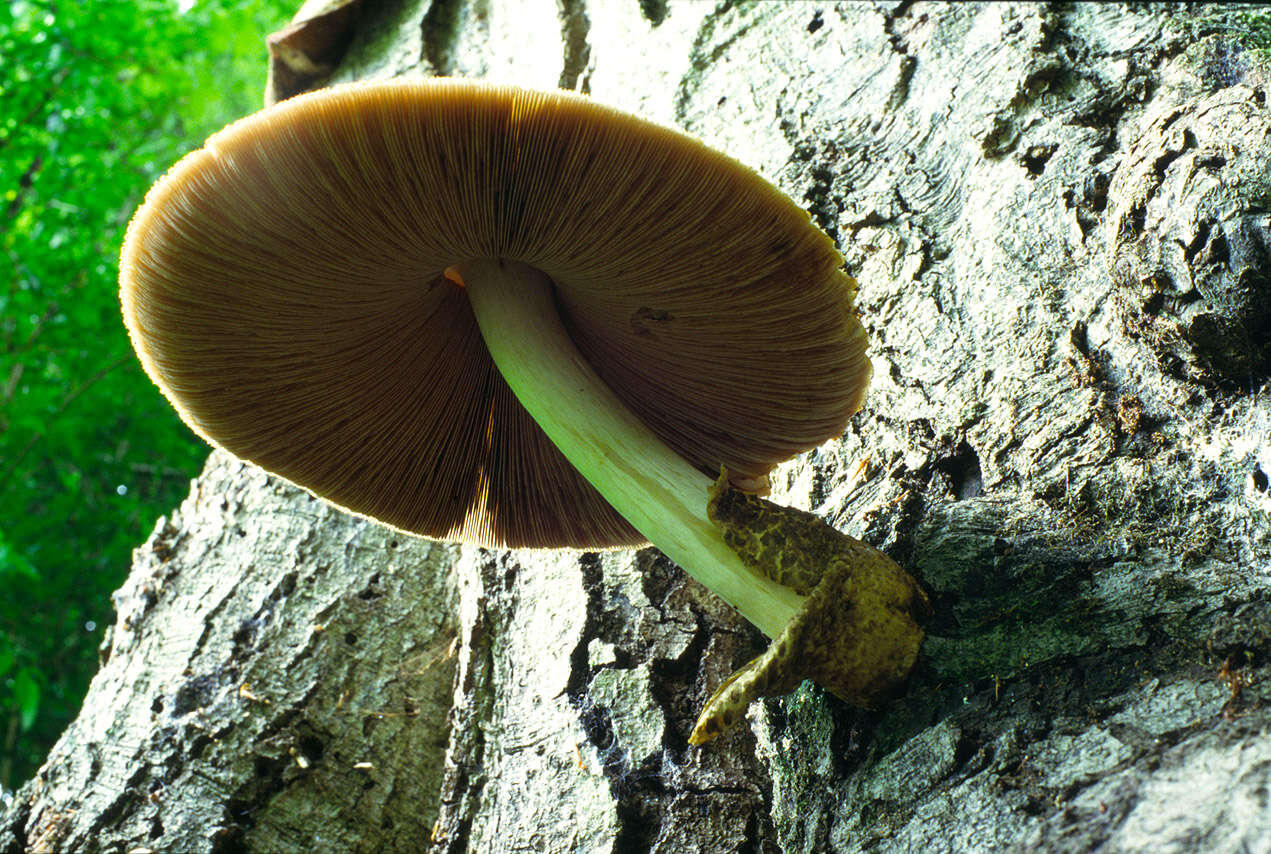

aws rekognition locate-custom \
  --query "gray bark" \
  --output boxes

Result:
[6,2,1271,852]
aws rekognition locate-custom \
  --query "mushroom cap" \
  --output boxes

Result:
[120,79,871,549]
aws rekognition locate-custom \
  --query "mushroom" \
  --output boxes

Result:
[120,79,929,744]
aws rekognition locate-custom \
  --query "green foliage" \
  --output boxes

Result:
[1173,6,1271,62]
[1207,8,1271,55]
[1,0,294,789]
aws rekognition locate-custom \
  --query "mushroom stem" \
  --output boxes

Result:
[454,257,804,639]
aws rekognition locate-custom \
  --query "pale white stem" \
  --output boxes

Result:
[454,257,803,639]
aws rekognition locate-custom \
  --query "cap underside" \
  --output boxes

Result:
[120,79,871,549]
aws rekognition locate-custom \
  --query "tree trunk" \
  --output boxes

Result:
[6,2,1271,851]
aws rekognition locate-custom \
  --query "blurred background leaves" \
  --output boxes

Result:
[1,0,294,789]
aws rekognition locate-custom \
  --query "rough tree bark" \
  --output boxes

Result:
[5,2,1271,852]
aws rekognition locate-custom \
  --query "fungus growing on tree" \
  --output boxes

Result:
[120,79,929,744]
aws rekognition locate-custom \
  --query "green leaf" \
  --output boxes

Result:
[0,529,39,581]
[14,668,40,732]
